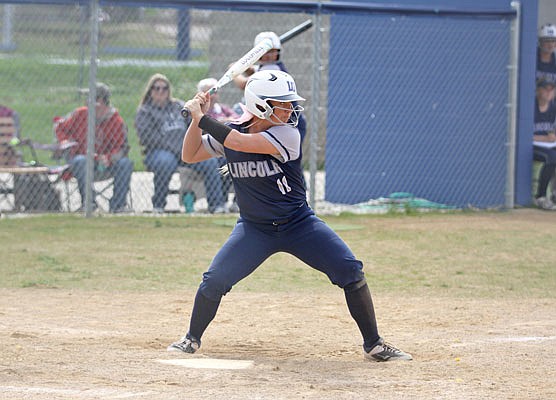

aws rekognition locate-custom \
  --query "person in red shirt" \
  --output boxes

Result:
[55,83,133,212]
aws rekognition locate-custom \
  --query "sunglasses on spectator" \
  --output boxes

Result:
[152,85,169,92]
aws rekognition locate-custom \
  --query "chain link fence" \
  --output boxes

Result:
[1,1,521,215]
[0,2,325,214]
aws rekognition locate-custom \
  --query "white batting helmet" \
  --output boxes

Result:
[254,31,281,50]
[539,24,556,40]
[244,70,305,123]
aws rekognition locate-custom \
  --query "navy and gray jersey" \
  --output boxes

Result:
[534,99,556,137]
[536,48,556,84]
[201,122,306,224]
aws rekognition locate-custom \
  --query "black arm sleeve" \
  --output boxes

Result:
[198,115,232,145]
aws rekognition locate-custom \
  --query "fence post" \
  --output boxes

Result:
[309,7,323,211]
[1,4,16,51]
[85,0,100,216]
[77,5,88,98]
[177,8,191,60]
[506,1,521,209]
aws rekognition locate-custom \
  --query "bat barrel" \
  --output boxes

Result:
[279,19,313,43]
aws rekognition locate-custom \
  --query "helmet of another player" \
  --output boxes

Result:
[539,24,556,42]
[254,31,281,62]
[254,31,281,50]
[244,70,305,127]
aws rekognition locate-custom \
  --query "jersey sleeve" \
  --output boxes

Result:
[202,134,225,157]
[260,125,301,163]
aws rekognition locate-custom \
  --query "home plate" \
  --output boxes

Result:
[157,358,254,370]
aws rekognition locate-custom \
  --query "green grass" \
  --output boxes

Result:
[1,212,555,298]
[1,5,210,170]
[1,57,208,170]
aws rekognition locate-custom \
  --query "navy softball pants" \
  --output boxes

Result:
[198,205,365,301]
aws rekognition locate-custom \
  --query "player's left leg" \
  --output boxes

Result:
[344,280,412,361]
[281,214,364,287]
[282,215,412,361]
[167,289,218,354]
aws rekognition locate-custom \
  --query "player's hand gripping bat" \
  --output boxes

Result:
[181,19,313,119]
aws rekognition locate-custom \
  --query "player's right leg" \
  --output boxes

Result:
[167,332,201,354]
[167,219,275,353]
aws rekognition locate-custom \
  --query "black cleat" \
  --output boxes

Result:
[364,338,412,362]
[167,334,200,354]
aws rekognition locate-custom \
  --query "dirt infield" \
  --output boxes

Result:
[1,288,555,400]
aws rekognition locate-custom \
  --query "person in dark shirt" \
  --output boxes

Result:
[533,77,556,210]
[135,73,227,213]
[536,24,556,84]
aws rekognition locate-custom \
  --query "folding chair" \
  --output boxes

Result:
[56,157,132,212]
[55,157,133,212]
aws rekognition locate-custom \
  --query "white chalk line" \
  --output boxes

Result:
[0,385,154,398]
[157,357,254,370]
[451,335,556,347]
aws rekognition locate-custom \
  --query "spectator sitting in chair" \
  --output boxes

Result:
[533,77,556,210]
[135,73,227,213]
[55,82,134,213]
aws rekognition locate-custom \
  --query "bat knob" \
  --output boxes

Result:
[181,106,190,119]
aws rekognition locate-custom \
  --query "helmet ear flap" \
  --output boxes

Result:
[255,103,267,114]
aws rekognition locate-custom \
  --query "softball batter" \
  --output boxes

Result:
[168,70,412,362]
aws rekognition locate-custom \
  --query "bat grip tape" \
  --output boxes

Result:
[198,115,232,145]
